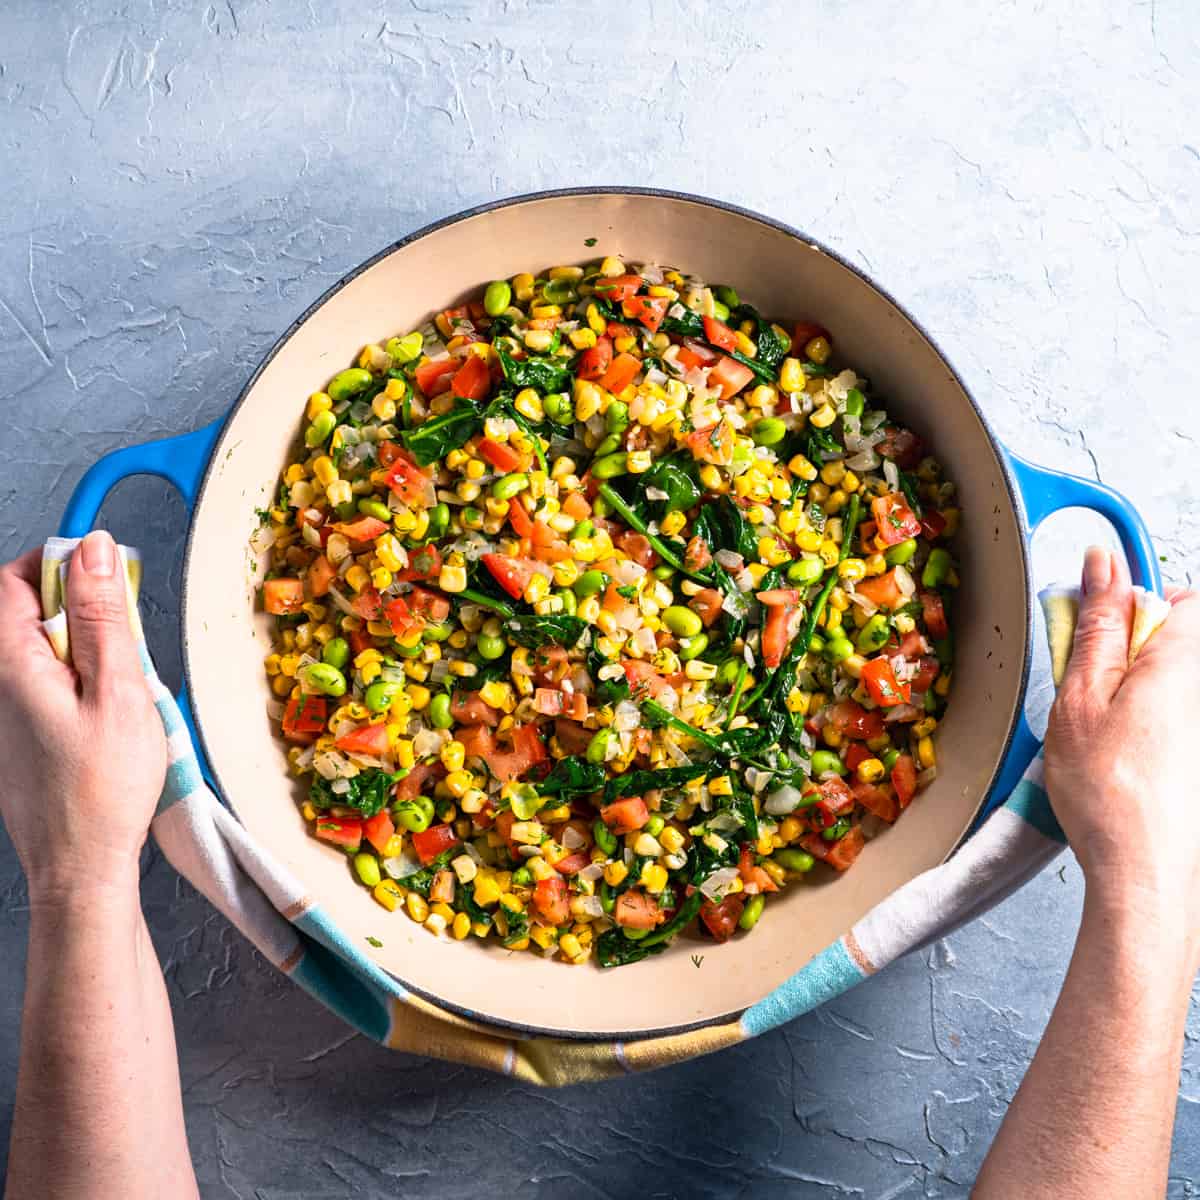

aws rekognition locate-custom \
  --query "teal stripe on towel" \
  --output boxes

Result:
[1004,779,1065,843]
[740,939,866,1037]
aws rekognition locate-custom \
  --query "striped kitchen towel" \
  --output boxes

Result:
[39,537,1167,1085]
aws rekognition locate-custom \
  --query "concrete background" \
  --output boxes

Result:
[1,1,1197,1195]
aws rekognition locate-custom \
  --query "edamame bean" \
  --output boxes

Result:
[606,401,630,435]
[322,637,350,670]
[773,848,815,873]
[394,797,433,834]
[298,662,347,697]
[476,631,506,660]
[885,537,918,566]
[543,277,575,306]
[423,620,453,643]
[811,749,846,776]
[364,680,400,713]
[623,927,650,941]
[492,473,529,501]
[393,639,423,659]
[357,497,392,521]
[752,417,787,447]
[591,496,611,519]
[571,519,595,541]
[844,388,865,417]
[483,279,512,317]
[823,634,854,664]
[574,569,610,598]
[586,728,613,764]
[543,392,573,425]
[716,659,742,686]
[593,819,618,856]
[591,451,629,479]
[644,815,665,838]
[855,614,890,653]
[881,748,900,769]
[787,557,824,585]
[652,564,675,581]
[711,299,730,321]
[738,893,765,931]
[715,285,740,309]
[427,502,450,540]
[808,632,826,654]
[822,818,851,842]
[305,410,337,448]
[429,692,454,729]
[593,433,622,458]
[678,632,709,662]
[327,367,373,403]
[922,547,953,589]
[662,605,703,638]
[354,853,382,888]
[386,332,424,363]
[599,880,616,913]
[461,506,483,529]
[511,865,533,886]
[435,797,456,822]
[558,588,578,616]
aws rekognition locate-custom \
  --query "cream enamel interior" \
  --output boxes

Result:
[183,192,1028,1038]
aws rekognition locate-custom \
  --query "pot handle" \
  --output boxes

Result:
[976,450,1162,826]
[58,418,225,783]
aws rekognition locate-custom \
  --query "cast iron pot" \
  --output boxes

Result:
[60,189,1160,1038]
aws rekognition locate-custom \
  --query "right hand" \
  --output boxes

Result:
[1044,546,1200,963]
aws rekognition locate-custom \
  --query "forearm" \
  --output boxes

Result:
[6,872,198,1200]
[975,886,1193,1198]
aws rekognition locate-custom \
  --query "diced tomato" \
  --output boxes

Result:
[852,780,899,823]
[351,586,384,622]
[383,595,421,638]
[347,628,373,657]
[677,336,718,368]
[554,718,592,756]
[606,321,635,340]
[414,358,458,396]
[477,437,525,473]
[819,776,855,812]
[614,891,664,929]
[622,294,668,333]
[450,353,490,400]
[384,452,436,509]
[488,724,548,782]
[878,426,925,470]
[407,587,450,623]
[363,810,396,856]
[620,659,673,700]
[281,694,327,743]
[562,491,591,522]
[429,869,456,904]
[533,875,570,925]
[306,554,337,598]
[826,700,886,741]
[800,825,866,872]
[600,796,650,835]
[264,577,304,615]
[529,645,568,686]
[481,552,536,599]
[506,498,534,538]
[333,515,389,543]
[844,742,872,773]
[921,509,948,540]
[577,335,613,381]
[594,274,643,303]
[534,688,564,716]
[377,440,404,468]
[597,352,641,394]
[793,320,830,347]
[394,760,443,802]
[738,844,779,895]
[855,568,908,611]
[702,315,738,351]
[411,823,460,866]
[891,754,918,808]
[684,535,713,574]
[700,895,745,943]
[315,817,363,851]
[452,693,503,728]
[862,657,911,707]
[531,520,572,563]
[910,655,941,693]
[617,530,657,568]
[553,852,590,877]
[921,591,949,639]
[689,587,724,627]
[686,422,734,465]
[396,542,442,583]
[758,588,801,670]
[709,355,755,399]
[494,810,517,850]
[457,725,495,767]
[335,723,390,756]
[871,494,922,546]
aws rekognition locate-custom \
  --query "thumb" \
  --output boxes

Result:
[66,531,139,692]
[1063,546,1133,701]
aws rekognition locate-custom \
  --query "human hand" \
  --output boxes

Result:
[0,531,166,904]
[1044,546,1200,960]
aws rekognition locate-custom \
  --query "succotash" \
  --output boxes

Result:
[258,259,959,968]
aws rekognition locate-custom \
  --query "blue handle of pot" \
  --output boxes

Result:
[978,449,1161,824]
[58,418,224,782]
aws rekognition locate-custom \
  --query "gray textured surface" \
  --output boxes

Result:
[1,2,1198,1195]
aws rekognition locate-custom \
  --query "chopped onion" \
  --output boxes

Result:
[847,588,879,615]
[611,559,646,586]
[715,549,744,570]
[894,565,916,598]
[918,766,939,788]
[413,727,448,758]
[326,587,356,616]
[249,524,277,555]
[383,848,424,880]
[562,825,587,851]
[639,263,665,285]
[883,460,901,491]
[645,486,669,502]
[699,867,741,901]
[765,786,805,816]
[613,700,641,732]
[884,703,922,723]
[574,894,604,918]
[330,777,350,795]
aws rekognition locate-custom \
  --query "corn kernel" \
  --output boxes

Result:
[810,403,837,429]
[440,740,466,772]
[603,861,628,886]
[405,892,429,923]
[313,456,338,486]
[439,563,468,593]
[856,757,886,783]
[779,357,805,393]
[524,572,549,604]
[913,716,939,739]
[917,736,936,769]
[785,688,811,715]
[641,863,669,893]
[373,879,404,912]
[307,391,332,420]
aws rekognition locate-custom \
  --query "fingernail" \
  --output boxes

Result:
[79,531,115,576]
[1082,545,1109,596]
